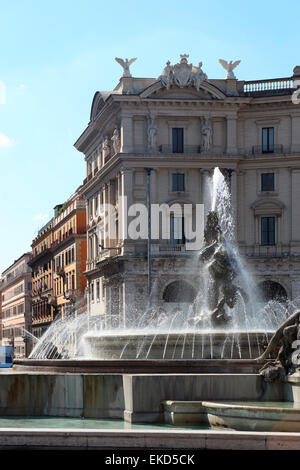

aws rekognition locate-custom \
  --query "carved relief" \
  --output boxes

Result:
[158,54,208,91]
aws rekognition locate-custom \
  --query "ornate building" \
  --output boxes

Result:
[29,218,55,339]
[29,190,87,339]
[74,55,300,326]
[0,253,32,358]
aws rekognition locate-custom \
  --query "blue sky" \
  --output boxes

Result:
[0,0,299,273]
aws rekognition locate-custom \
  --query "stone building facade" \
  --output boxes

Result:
[74,56,300,326]
[0,253,32,358]
[29,191,87,339]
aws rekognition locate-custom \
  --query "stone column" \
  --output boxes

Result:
[103,183,108,249]
[291,168,300,253]
[236,170,245,244]
[291,115,300,153]
[226,115,238,154]
[107,180,113,244]
[200,168,212,217]
[120,169,133,246]
[150,168,157,203]
[291,277,300,300]
[230,170,238,239]
[121,115,133,153]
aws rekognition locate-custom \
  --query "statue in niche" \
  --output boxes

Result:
[111,128,120,154]
[102,136,110,161]
[192,62,208,91]
[159,61,173,90]
[201,117,213,152]
[193,211,248,327]
[256,310,300,382]
[147,117,158,150]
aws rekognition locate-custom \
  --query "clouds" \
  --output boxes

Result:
[0,133,14,148]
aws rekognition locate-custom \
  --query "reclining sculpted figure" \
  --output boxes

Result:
[256,310,300,382]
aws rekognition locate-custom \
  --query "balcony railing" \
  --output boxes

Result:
[241,245,294,258]
[159,145,201,154]
[244,77,294,95]
[151,243,192,255]
[1,267,31,289]
[252,144,284,155]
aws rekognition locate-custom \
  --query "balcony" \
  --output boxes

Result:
[252,145,284,155]
[29,246,52,265]
[241,244,295,258]
[1,266,31,288]
[151,242,194,256]
[158,144,201,154]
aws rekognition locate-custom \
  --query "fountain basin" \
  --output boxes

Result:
[203,401,300,432]
[83,330,273,360]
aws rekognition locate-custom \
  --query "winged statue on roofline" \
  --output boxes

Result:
[219,59,241,79]
[115,57,137,78]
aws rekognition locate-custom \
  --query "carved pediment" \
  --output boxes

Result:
[149,85,219,100]
[140,79,225,101]
[251,198,285,216]
[90,92,107,121]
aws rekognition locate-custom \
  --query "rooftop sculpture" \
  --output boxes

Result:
[115,57,137,78]
[219,59,241,79]
[158,54,208,90]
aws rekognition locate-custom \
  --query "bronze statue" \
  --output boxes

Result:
[194,211,248,327]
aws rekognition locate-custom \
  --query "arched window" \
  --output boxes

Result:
[163,280,196,303]
[259,280,287,303]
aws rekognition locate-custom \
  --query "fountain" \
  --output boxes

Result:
[9,166,300,439]
[24,167,292,365]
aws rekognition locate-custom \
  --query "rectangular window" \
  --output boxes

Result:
[90,282,94,302]
[261,216,275,246]
[171,216,185,244]
[262,127,274,153]
[172,173,185,192]
[96,280,100,300]
[172,128,184,153]
[261,173,274,191]
[18,303,24,314]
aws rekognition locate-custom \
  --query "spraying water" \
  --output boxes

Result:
[29,167,296,360]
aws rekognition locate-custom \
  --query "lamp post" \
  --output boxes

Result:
[144,168,153,308]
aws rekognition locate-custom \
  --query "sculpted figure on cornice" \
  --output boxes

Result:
[218,59,241,80]
[160,61,173,90]
[192,62,208,91]
[115,57,137,78]
[158,54,208,91]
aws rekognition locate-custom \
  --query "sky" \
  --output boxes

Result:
[0,0,299,273]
